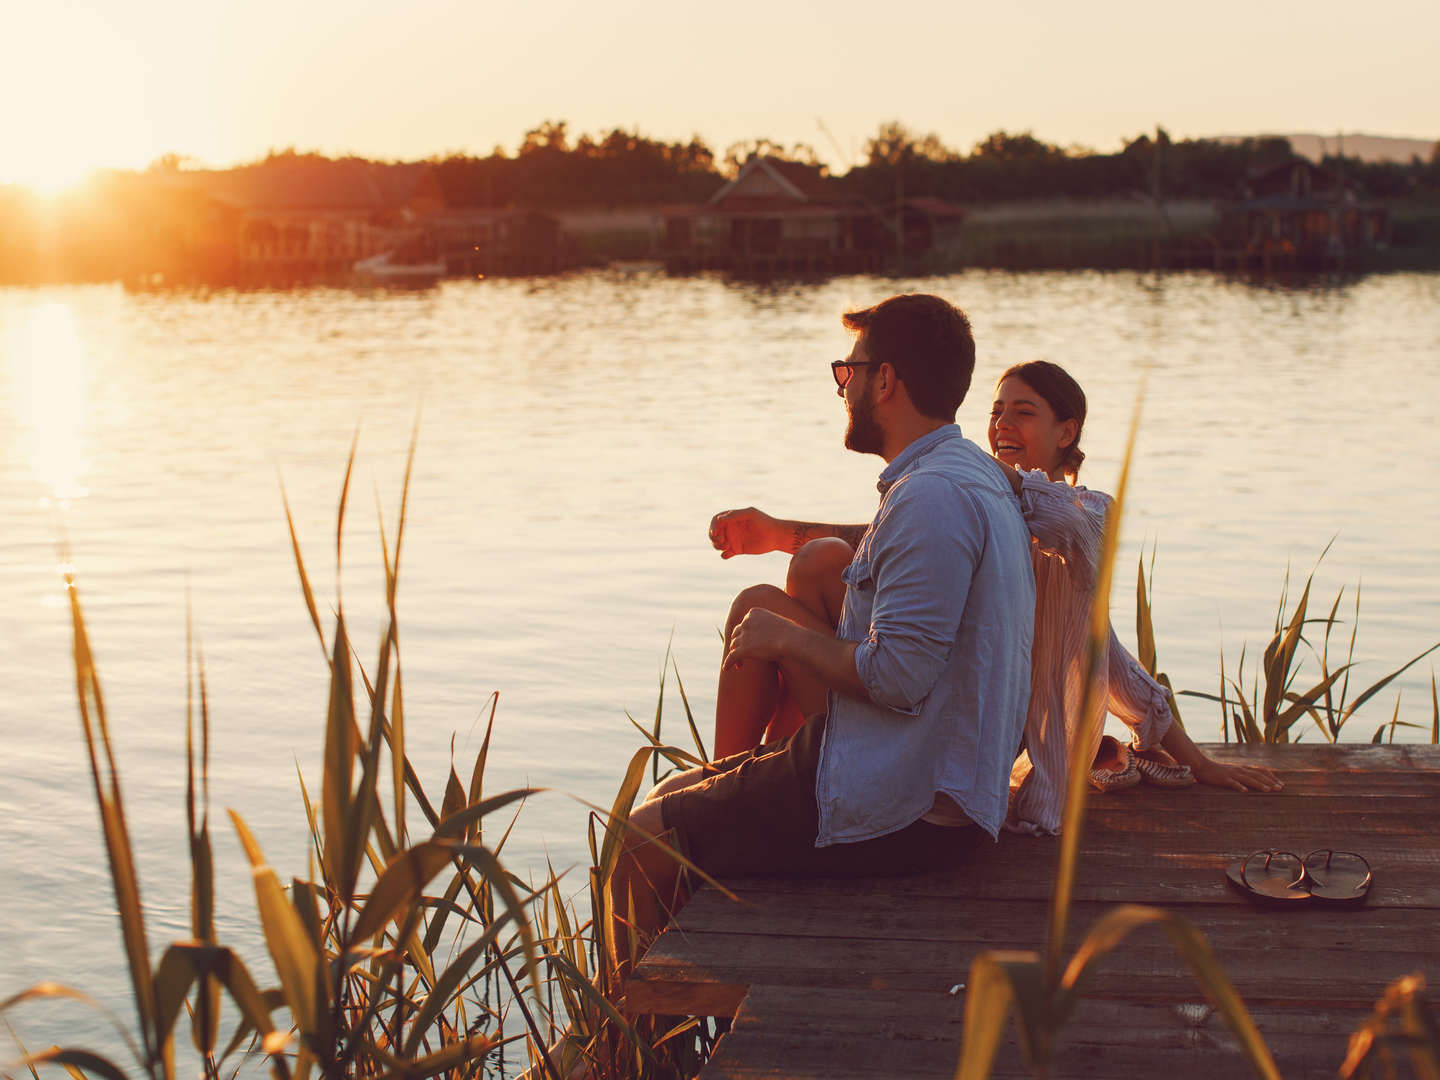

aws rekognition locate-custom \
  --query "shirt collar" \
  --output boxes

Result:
[877,424,963,494]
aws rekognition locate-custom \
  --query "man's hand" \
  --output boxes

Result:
[709,507,786,559]
[723,607,796,668]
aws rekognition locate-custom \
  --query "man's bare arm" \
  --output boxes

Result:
[710,507,867,558]
[724,607,870,702]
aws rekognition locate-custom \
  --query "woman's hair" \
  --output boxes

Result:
[999,361,1087,479]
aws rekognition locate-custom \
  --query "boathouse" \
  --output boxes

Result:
[1217,156,1389,267]
[658,155,893,275]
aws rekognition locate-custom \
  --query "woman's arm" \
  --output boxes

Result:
[1158,721,1284,792]
[1107,626,1283,791]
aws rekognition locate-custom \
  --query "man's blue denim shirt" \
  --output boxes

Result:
[815,424,1035,844]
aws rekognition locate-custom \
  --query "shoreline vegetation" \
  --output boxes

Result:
[3,122,1440,286]
[4,427,1437,1079]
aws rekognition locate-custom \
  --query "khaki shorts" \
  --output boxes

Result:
[658,714,985,879]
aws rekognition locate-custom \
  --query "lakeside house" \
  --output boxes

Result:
[141,158,572,285]
[1217,155,1389,267]
[657,155,965,274]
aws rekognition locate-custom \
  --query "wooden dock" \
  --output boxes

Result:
[624,744,1440,1077]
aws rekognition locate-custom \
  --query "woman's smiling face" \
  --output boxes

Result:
[988,375,1078,480]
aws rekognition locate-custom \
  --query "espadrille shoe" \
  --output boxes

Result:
[1132,745,1196,788]
[1088,735,1141,792]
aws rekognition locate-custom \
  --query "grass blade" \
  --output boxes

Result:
[278,478,327,662]
[321,611,357,899]
[670,658,709,764]
[954,951,1031,1080]
[23,1048,132,1080]
[348,839,458,944]
[1340,640,1440,728]
[229,811,320,1035]
[64,571,158,1066]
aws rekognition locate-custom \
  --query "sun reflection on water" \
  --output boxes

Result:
[7,301,90,504]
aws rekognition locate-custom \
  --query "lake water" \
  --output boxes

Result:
[2,270,1438,1062]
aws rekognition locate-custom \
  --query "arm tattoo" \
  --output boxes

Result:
[788,522,868,553]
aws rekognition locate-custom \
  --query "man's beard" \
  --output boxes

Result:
[844,379,884,455]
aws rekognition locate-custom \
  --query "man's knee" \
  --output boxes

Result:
[786,537,853,592]
[726,582,789,630]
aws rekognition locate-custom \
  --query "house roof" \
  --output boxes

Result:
[708,155,833,206]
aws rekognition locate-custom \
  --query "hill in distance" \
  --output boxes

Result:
[1213,132,1436,163]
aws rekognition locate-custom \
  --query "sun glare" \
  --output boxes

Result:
[7,302,91,504]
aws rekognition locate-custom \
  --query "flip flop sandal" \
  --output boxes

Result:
[1132,746,1196,788]
[1303,849,1373,907]
[1088,735,1141,792]
[1226,849,1311,906]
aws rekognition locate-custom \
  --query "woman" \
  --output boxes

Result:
[989,361,1279,834]
[708,361,1280,833]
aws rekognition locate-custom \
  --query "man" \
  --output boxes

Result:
[606,293,1034,973]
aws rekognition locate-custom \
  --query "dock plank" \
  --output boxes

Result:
[625,744,1440,1076]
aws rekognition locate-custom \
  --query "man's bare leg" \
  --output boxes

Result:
[786,537,851,630]
[714,540,853,757]
[715,584,833,757]
[605,798,681,978]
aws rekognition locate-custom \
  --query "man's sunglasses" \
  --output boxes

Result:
[831,359,879,388]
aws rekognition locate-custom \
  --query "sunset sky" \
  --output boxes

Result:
[5,0,1436,191]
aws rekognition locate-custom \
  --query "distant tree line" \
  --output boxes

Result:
[425,119,1440,208]
[1,120,1438,283]
[838,122,1440,204]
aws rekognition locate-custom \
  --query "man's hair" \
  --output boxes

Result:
[841,294,975,421]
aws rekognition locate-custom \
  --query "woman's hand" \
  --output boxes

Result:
[1191,757,1284,792]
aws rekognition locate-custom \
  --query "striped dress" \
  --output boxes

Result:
[1005,471,1174,835]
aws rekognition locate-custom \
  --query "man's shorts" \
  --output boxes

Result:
[657,713,985,878]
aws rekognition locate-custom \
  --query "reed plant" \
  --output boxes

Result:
[3,429,736,1080]
[1165,547,1440,743]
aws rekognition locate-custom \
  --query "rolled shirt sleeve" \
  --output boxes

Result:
[850,473,982,714]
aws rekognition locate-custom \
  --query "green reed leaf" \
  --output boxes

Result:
[321,610,356,899]
[65,572,159,1066]
[955,950,1035,1080]
[1262,575,1312,739]
[349,839,457,944]
[401,912,515,1056]
[1,984,144,1068]
[278,478,327,662]
[433,788,542,841]
[1340,640,1440,728]
[23,1048,132,1080]
[372,1034,498,1080]
[1431,671,1437,745]
[229,811,320,1034]
[1136,554,1157,675]
[670,658,709,764]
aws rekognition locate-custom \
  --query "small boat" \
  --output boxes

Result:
[354,251,446,286]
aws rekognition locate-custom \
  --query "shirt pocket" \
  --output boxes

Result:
[841,552,873,591]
